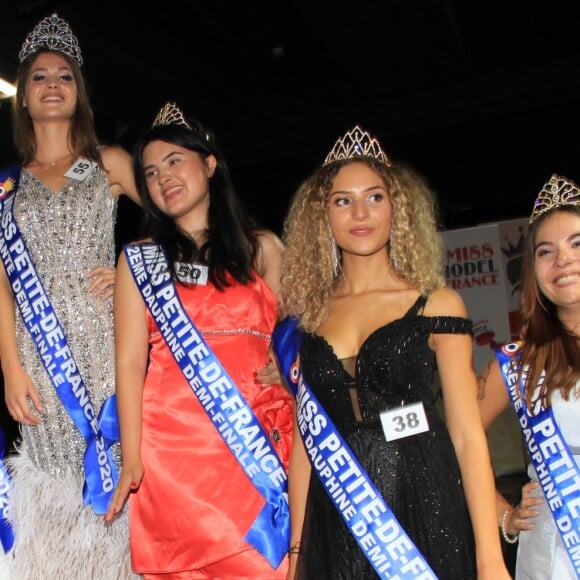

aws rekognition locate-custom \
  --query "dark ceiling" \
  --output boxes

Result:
[2,0,580,238]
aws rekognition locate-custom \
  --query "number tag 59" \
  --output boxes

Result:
[380,401,429,442]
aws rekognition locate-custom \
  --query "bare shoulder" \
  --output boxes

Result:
[100,144,131,168]
[256,228,284,260]
[423,287,467,318]
[255,229,284,297]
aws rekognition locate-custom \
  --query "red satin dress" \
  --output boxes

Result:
[129,273,292,578]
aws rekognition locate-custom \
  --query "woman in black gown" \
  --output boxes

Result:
[278,127,510,579]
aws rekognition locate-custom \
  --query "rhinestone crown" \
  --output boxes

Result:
[530,174,580,224]
[19,13,83,67]
[324,125,391,166]
[151,102,192,130]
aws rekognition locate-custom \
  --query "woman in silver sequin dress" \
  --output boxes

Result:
[0,14,140,579]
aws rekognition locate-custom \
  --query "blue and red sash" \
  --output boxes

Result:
[125,242,289,569]
[273,316,437,579]
[497,343,580,576]
[0,166,119,515]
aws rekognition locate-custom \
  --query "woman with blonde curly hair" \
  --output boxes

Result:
[276,126,510,579]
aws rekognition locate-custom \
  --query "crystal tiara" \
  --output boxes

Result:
[151,101,192,130]
[19,13,83,67]
[323,125,391,166]
[530,174,580,224]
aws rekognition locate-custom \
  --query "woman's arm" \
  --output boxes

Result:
[287,407,311,580]
[428,287,510,579]
[101,144,140,205]
[104,251,149,520]
[0,261,42,424]
[86,145,140,302]
[255,229,284,299]
[479,356,540,537]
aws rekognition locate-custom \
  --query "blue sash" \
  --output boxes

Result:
[0,165,119,515]
[125,242,289,569]
[0,428,13,554]
[273,317,437,579]
[497,343,580,576]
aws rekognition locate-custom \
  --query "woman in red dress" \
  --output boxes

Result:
[105,103,292,579]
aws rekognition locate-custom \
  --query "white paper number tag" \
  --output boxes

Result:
[380,401,429,442]
[175,263,209,285]
[65,158,97,182]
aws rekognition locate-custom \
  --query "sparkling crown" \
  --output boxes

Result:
[530,174,580,224]
[323,125,391,166]
[19,13,83,67]
[151,102,192,130]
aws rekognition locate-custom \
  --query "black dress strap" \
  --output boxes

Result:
[407,294,428,317]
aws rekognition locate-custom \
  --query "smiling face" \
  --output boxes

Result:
[22,51,77,122]
[142,139,216,234]
[533,209,580,314]
[327,161,392,261]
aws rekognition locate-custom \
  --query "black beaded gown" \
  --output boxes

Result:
[296,295,476,580]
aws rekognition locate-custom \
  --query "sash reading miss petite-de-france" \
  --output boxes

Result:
[273,316,437,579]
[497,343,580,576]
[0,165,119,515]
[125,242,289,569]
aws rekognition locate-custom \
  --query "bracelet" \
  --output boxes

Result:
[288,541,302,556]
[501,507,519,544]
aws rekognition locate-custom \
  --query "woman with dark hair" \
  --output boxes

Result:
[105,103,292,578]
[479,174,580,579]
[276,126,510,579]
[0,12,140,578]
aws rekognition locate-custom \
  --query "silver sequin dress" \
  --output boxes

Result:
[5,167,136,579]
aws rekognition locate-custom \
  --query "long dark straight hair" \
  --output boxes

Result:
[133,120,258,289]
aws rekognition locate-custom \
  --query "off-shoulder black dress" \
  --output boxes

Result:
[296,295,476,579]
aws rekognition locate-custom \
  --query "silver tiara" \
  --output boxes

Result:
[323,125,391,166]
[151,102,192,130]
[19,13,83,67]
[530,174,580,224]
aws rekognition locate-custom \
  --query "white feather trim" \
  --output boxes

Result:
[6,450,140,579]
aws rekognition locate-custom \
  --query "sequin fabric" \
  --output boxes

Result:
[297,295,476,580]
[5,166,137,579]
[13,167,117,475]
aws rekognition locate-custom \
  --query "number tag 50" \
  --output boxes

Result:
[380,401,429,442]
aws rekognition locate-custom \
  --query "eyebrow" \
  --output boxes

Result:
[329,184,387,195]
[31,66,73,73]
[534,232,580,251]
[142,151,182,171]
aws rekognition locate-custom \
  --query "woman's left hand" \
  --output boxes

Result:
[507,481,541,534]
[87,266,115,301]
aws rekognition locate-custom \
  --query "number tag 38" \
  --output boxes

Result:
[380,401,429,442]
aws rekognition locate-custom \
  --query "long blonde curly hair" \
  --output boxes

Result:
[279,157,445,332]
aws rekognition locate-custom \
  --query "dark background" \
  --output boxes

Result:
[1,0,580,235]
